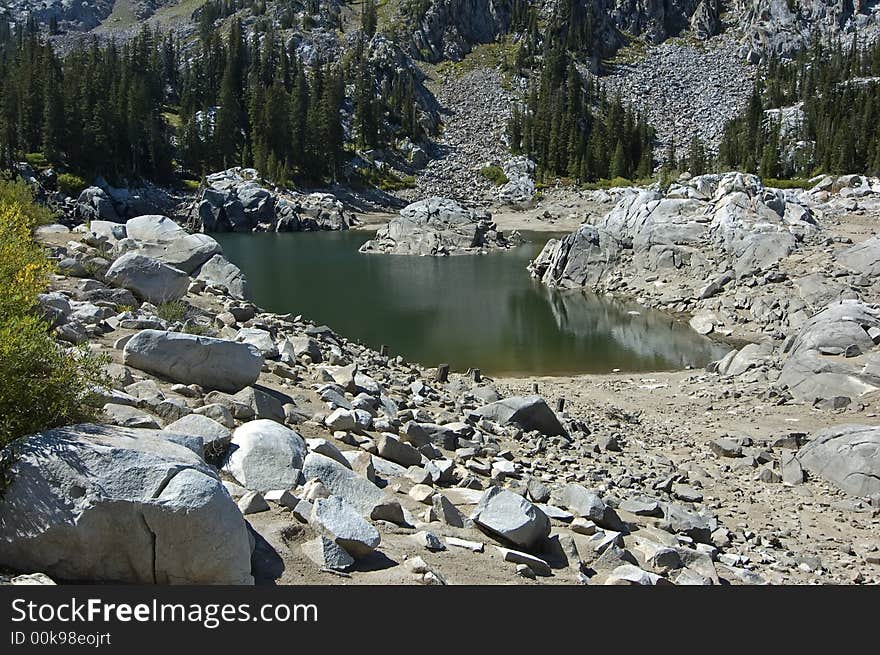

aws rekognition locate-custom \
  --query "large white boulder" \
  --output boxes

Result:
[0,424,253,584]
[123,215,222,274]
[105,252,189,304]
[223,420,307,492]
[470,487,550,549]
[123,330,263,393]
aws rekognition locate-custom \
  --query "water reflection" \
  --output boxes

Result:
[214,231,730,376]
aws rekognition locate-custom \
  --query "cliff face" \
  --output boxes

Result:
[405,0,717,62]
[734,0,880,59]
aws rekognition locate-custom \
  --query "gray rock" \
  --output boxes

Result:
[839,235,880,278]
[123,330,263,393]
[301,536,355,571]
[411,530,446,551]
[660,504,715,544]
[310,496,381,559]
[306,438,351,469]
[709,438,743,458]
[0,424,253,584]
[196,254,250,300]
[124,215,221,274]
[235,328,278,359]
[552,484,623,530]
[605,564,671,586]
[359,197,514,256]
[238,490,269,515]
[496,546,552,576]
[163,414,232,458]
[223,420,307,493]
[302,453,403,523]
[778,349,878,405]
[376,433,422,467]
[432,493,468,528]
[797,425,880,496]
[475,395,567,437]
[233,386,287,423]
[104,253,189,304]
[470,486,551,549]
[781,451,805,486]
[102,403,160,429]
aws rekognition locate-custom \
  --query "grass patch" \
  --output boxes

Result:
[436,39,520,78]
[480,165,509,186]
[581,176,655,190]
[181,179,201,192]
[357,166,416,191]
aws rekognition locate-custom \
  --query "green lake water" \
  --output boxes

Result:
[214,230,731,376]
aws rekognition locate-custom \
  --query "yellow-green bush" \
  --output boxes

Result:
[0,193,108,466]
[56,172,88,197]
[479,165,509,186]
[156,299,188,323]
[0,175,55,227]
[24,152,49,169]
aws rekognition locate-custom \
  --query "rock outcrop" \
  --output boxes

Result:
[531,172,817,294]
[191,168,350,234]
[359,197,520,255]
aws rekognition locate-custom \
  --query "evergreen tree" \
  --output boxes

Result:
[361,0,378,39]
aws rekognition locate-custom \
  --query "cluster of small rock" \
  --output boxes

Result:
[400,68,514,206]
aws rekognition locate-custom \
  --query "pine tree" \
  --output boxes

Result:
[361,0,378,39]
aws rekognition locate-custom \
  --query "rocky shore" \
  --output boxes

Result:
[2,182,879,586]
[530,172,880,412]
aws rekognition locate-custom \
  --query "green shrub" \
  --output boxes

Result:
[56,172,88,197]
[762,177,813,190]
[156,299,188,323]
[182,321,210,336]
[0,195,109,484]
[480,165,509,186]
[24,152,49,169]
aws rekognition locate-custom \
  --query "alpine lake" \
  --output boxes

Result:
[214,230,731,377]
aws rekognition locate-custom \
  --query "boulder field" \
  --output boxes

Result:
[3,192,880,586]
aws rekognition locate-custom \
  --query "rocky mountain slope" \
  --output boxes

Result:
[10,0,880,208]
